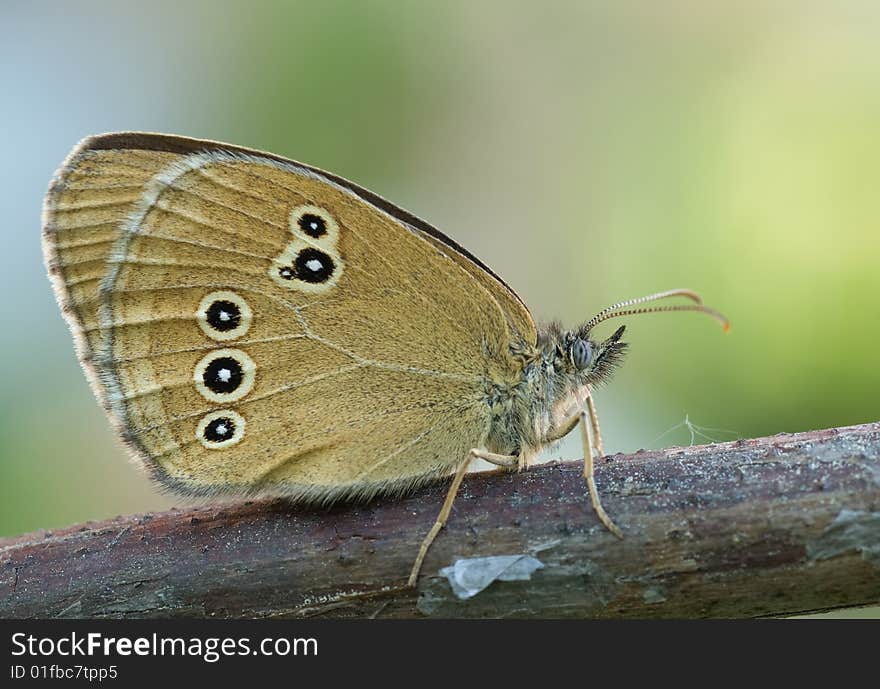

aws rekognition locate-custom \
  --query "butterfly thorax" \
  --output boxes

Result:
[482,322,628,459]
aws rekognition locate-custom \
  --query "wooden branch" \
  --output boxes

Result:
[2,422,879,618]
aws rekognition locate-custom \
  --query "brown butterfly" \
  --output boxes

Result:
[43,132,728,586]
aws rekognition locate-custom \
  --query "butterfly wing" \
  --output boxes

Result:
[44,133,536,501]
[42,142,179,396]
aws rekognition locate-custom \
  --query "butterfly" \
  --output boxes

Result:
[43,132,728,586]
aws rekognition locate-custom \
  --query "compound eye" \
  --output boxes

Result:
[571,339,593,370]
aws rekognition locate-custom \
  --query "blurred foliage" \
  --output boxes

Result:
[1,0,877,577]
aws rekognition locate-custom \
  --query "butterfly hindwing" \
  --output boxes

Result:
[44,133,537,501]
[43,144,179,397]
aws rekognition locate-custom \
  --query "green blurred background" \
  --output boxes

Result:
[2,2,878,614]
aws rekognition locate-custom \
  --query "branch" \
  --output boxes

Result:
[2,423,879,618]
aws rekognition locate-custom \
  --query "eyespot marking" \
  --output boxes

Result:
[197,290,252,341]
[204,356,242,393]
[289,204,339,244]
[300,213,326,238]
[197,409,245,449]
[194,348,256,403]
[295,248,335,283]
[269,244,342,292]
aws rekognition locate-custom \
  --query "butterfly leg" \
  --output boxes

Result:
[473,449,519,469]
[577,405,624,539]
[585,387,605,458]
[407,448,516,587]
[543,411,581,444]
[407,457,470,587]
[543,384,602,448]
[540,389,619,536]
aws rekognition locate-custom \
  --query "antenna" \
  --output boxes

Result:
[584,288,729,332]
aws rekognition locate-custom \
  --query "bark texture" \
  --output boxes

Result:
[2,422,878,618]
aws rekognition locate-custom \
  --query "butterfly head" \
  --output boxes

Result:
[567,324,628,385]
[546,288,730,388]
